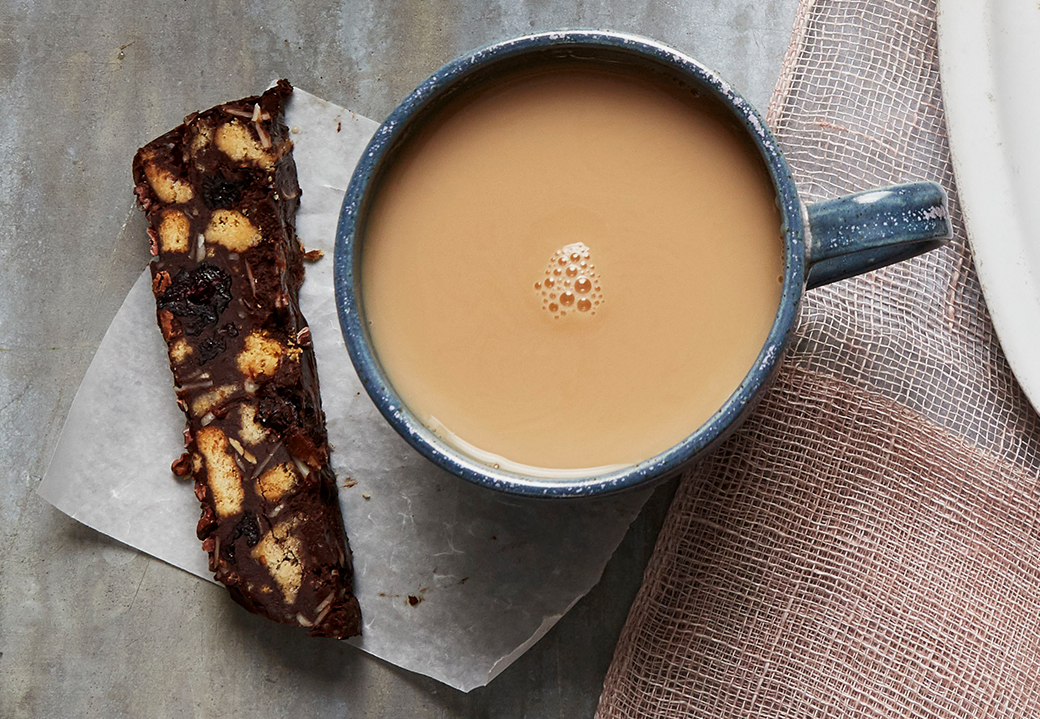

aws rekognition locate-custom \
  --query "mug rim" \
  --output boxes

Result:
[334,30,806,498]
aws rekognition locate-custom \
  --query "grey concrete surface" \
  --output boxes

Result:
[0,1,799,716]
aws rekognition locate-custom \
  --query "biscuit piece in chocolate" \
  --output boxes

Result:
[133,80,361,638]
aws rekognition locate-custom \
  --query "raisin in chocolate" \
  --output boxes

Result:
[158,264,232,336]
[201,170,246,210]
[197,336,226,364]
[235,512,262,548]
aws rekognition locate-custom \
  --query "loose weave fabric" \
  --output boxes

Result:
[596,1,1040,716]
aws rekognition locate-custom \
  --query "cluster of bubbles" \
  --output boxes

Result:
[534,242,603,319]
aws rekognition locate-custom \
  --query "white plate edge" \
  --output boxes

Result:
[937,0,1040,413]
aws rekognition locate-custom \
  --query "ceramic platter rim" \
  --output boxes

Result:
[937,0,1040,415]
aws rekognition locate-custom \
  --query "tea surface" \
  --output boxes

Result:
[362,67,782,474]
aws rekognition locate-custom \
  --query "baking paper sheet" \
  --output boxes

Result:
[37,88,651,692]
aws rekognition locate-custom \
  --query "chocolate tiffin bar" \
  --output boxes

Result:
[132,80,361,638]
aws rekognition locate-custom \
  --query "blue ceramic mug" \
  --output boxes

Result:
[335,31,951,498]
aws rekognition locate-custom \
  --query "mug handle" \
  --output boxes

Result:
[804,181,953,289]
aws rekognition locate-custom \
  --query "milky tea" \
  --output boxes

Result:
[360,66,783,476]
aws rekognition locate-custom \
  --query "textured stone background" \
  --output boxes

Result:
[0,1,797,716]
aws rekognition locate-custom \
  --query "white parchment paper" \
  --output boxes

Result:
[37,88,651,692]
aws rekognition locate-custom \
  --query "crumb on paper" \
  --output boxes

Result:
[342,476,357,488]
[362,493,371,500]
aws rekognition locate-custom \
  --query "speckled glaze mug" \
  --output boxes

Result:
[334,31,952,497]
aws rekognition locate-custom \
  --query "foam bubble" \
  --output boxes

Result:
[537,241,604,319]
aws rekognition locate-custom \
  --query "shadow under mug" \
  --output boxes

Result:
[334,31,952,498]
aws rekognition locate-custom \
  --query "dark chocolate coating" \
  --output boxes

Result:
[132,80,361,639]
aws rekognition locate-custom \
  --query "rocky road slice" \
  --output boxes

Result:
[132,80,361,638]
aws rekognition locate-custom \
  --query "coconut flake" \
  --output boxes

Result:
[314,602,333,627]
[255,121,272,149]
[244,260,257,298]
[249,445,278,480]
[292,456,312,478]
[177,378,215,392]
[223,106,254,119]
[314,592,335,616]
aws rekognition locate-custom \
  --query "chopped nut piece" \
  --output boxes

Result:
[152,270,172,296]
[158,309,178,342]
[171,453,193,477]
[147,226,160,256]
